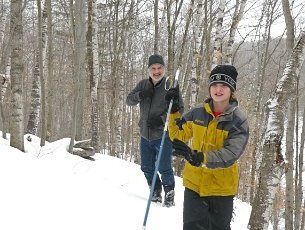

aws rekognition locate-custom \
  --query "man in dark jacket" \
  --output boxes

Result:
[126,54,183,207]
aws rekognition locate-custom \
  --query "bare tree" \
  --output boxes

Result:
[190,0,203,107]
[37,0,47,146]
[87,0,99,152]
[224,0,247,64]
[280,1,297,228]
[165,0,183,78]
[0,61,10,139]
[212,0,225,68]
[46,0,53,141]
[285,100,295,230]
[27,1,47,139]
[248,32,305,230]
[249,0,280,204]
[153,0,159,53]
[9,0,24,151]
[0,5,10,139]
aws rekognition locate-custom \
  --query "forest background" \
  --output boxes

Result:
[1,0,305,229]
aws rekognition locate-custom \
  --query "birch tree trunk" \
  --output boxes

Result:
[9,0,24,151]
[249,0,277,203]
[272,185,283,230]
[280,1,298,228]
[302,201,305,230]
[26,54,41,135]
[27,1,47,137]
[0,12,12,139]
[248,32,305,230]
[190,0,203,107]
[37,0,47,146]
[212,0,225,68]
[198,0,212,100]
[0,61,10,139]
[27,1,46,136]
[285,100,295,230]
[87,0,99,152]
[224,0,247,64]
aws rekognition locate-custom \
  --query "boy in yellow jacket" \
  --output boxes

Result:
[166,65,249,230]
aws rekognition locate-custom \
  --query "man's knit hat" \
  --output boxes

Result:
[148,54,165,67]
[208,65,238,91]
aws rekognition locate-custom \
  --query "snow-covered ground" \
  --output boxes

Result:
[0,133,255,230]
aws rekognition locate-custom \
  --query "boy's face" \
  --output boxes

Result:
[209,83,231,103]
[149,64,165,83]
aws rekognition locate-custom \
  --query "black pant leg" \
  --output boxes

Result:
[209,196,234,230]
[183,188,209,230]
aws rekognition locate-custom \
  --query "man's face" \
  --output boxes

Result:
[209,83,232,103]
[148,64,165,83]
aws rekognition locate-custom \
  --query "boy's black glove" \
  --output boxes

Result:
[172,139,203,167]
[165,86,180,113]
[139,88,154,99]
[147,116,163,129]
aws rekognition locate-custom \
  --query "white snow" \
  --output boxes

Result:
[0,133,256,230]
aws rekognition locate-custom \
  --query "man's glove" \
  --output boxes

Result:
[147,116,164,129]
[139,88,154,100]
[172,139,203,167]
[165,86,180,113]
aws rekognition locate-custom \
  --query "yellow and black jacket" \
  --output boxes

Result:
[168,98,249,197]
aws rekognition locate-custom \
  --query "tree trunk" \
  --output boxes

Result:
[87,0,99,152]
[166,0,183,78]
[212,0,225,68]
[190,0,203,107]
[301,198,305,230]
[224,0,247,64]
[37,0,47,146]
[153,0,159,53]
[249,0,277,204]
[26,54,41,135]
[9,0,24,151]
[248,32,305,230]
[74,0,86,142]
[46,0,53,141]
[281,1,297,228]
[285,100,295,230]
[0,61,10,139]
[27,1,48,136]
[298,98,305,230]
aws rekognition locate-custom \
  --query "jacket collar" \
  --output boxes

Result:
[149,76,165,88]
[204,98,238,120]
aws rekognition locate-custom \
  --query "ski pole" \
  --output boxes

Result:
[142,69,180,230]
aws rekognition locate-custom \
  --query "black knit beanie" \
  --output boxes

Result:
[148,54,165,67]
[208,65,238,91]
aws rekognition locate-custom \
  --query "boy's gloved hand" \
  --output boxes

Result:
[172,139,203,167]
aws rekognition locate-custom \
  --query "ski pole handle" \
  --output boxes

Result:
[173,69,179,88]
[163,69,180,131]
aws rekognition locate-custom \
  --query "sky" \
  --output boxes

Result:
[0,132,276,230]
